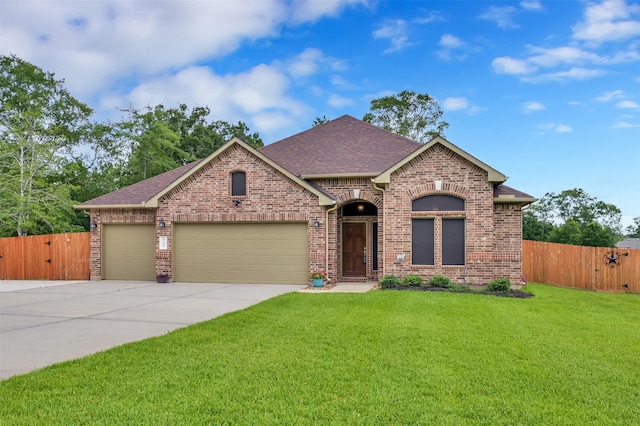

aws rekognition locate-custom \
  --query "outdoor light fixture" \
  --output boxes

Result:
[159,219,166,229]
[313,217,321,228]
[90,220,98,230]
[233,199,242,207]
[357,204,365,212]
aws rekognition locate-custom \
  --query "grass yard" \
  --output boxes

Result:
[1,284,639,425]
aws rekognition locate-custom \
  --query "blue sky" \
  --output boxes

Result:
[1,0,639,228]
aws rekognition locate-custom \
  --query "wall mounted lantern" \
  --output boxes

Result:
[159,219,166,229]
[313,217,321,228]
[90,220,98,230]
[233,200,242,207]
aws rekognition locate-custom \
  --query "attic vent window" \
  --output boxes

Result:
[231,171,246,196]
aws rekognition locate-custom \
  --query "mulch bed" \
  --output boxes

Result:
[383,285,534,298]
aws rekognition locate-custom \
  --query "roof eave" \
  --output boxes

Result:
[493,197,538,206]
[73,203,153,210]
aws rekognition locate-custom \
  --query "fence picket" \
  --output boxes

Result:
[0,233,90,280]
[523,240,639,293]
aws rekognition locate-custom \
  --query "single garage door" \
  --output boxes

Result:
[174,223,308,284]
[103,224,156,280]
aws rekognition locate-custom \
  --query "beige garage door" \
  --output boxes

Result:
[174,223,308,284]
[103,224,156,280]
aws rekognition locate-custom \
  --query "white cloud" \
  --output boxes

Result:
[615,100,640,108]
[287,48,345,78]
[522,67,606,82]
[522,101,545,113]
[492,57,536,74]
[443,96,483,114]
[327,94,354,108]
[611,121,640,128]
[437,34,474,61]
[572,0,640,45]
[290,0,368,23]
[125,64,308,137]
[479,6,519,29]
[520,1,543,11]
[595,89,626,102]
[538,123,573,133]
[443,97,469,111]
[373,19,412,53]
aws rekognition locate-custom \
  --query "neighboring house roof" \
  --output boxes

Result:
[617,238,640,249]
[259,115,422,177]
[77,138,336,209]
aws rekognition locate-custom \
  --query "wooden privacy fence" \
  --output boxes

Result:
[0,233,90,280]
[523,240,640,293]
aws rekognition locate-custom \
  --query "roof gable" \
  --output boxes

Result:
[259,115,422,177]
[372,136,507,184]
[77,137,335,209]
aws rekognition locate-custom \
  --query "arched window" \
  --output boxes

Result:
[231,171,246,196]
[412,195,465,266]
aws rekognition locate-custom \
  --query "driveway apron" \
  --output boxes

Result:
[0,281,303,379]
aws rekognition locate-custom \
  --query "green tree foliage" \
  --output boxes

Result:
[0,55,91,236]
[312,115,329,127]
[118,104,263,185]
[524,188,622,247]
[362,90,448,142]
[626,217,640,238]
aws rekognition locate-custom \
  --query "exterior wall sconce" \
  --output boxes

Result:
[90,220,98,230]
[233,200,242,207]
[159,219,166,229]
[313,217,321,228]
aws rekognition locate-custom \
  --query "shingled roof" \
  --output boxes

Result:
[78,160,203,208]
[259,115,422,177]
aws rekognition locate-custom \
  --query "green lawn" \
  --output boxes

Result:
[1,284,639,425]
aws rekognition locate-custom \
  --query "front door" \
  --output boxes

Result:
[343,222,366,277]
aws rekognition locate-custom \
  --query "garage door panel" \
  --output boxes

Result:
[103,224,156,281]
[174,223,308,284]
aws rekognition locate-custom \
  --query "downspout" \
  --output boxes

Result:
[326,202,339,282]
[372,181,386,278]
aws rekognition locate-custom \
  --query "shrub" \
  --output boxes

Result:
[402,274,423,287]
[379,274,401,289]
[487,278,511,292]
[428,275,453,288]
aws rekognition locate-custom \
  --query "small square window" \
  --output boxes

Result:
[231,171,246,196]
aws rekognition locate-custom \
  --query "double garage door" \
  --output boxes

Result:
[102,223,308,284]
[174,223,308,284]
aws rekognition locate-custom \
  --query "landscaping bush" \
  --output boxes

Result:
[379,274,401,288]
[487,278,511,292]
[402,274,423,287]
[428,275,453,288]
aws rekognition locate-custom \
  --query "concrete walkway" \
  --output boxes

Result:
[0,280,304,380]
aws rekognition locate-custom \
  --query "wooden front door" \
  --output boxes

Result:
[343,223,366,277]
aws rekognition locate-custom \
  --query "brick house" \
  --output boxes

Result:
[78,115,535,285]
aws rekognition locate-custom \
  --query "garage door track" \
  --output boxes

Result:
[0,281,304,379]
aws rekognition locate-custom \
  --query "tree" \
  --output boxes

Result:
[313,115,329,127]
[549,219,582,245]
[117,105,263,185]
[0,55,92,236]
[362,90,448,142]
[626,217,640,238]
[523,188,623,246]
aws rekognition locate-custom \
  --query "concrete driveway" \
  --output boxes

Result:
[0,280,304,380]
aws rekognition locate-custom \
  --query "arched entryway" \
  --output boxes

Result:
[341,201,378,279]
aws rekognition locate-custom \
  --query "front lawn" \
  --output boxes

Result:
[1,284,638,425]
